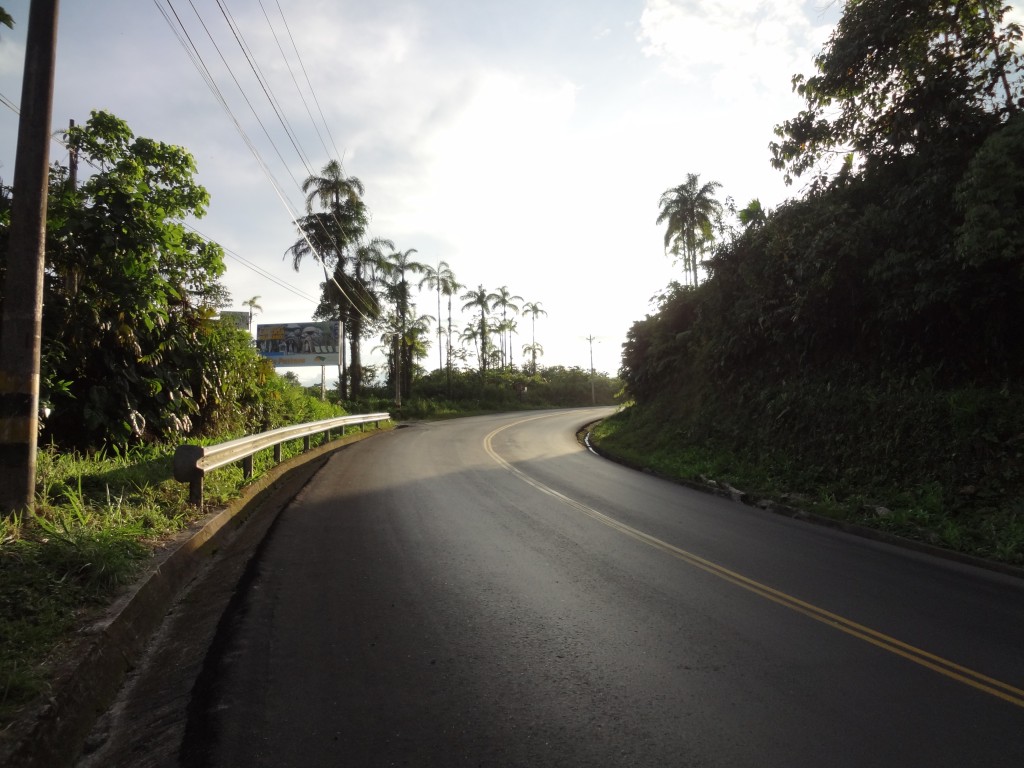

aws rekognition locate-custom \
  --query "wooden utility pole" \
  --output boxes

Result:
[0,0,60,516]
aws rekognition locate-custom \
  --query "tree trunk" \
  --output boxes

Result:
[446,297,453,398]
[349,313,362,397]
[401,341,413,400]
[338,322,348,400]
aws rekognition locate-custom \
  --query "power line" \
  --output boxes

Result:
[4,3,371,321]
[154,0,374,322]
[267,0,343,165]
[185,223,320,304]
[4,20,323,315]
[0,89,20,115]
[172,0,304,197]
[213,0,315,182]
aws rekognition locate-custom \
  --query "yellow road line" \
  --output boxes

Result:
[484,418,1024,709]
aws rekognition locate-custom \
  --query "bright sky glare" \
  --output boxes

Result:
[3,1,1009,381]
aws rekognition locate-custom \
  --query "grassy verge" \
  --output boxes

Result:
[0,429,362,725]
[589,390,1024,569]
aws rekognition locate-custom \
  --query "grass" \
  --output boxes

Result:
[0,446,186,722]
[589,400,1024,569]
[0,427,381,725]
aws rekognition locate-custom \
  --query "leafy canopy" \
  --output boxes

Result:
[2,110,271,446]
[771,0,1023,183]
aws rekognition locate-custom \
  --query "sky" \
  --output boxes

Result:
[1,0,993,382]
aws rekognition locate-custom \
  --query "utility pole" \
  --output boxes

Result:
[586,334,596,405]
[0,0,60,516]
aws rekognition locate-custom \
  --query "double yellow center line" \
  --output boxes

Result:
[484,417,1024,709]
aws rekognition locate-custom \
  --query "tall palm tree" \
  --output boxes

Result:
[490,286,523,369]
[287,160,369,396]
[401,312,435,399]
[657,173,723,286]
[418,261,458,370]
[381,249,425,334]
[289,160,367,272]
[241,295,262,331]
[521,300,547,375]
[346,237,392,397]
[521,341,544,372]
[458,322,481,375]
[461,285,499,377]
[418,260,462,399]
[738,198,767,230]
[494,318,517,369]
[377,311,434,402]
[380,249,426,399]
[303,159,364,220]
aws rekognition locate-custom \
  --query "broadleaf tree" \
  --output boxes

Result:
[1,110,264,446]
[770,0,1023,184]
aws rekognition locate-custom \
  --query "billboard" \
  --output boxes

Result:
[219,311,249,330]
[256,321,341,367]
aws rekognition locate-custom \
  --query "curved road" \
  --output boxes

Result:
[184,408,1024,767]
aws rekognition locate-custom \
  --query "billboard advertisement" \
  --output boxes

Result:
[219,311,249,330]
[256,321,341,367]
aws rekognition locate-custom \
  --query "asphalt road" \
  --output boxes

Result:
[182,408,1024,767]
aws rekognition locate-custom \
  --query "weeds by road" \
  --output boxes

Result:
[589,409,1024,570]
[0,434,335,725]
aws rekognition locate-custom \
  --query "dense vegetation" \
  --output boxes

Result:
[598,0,1024,565]
[0,111,330,449]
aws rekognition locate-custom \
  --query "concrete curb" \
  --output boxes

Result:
[0,427,389,768]
[580,423,1024,583]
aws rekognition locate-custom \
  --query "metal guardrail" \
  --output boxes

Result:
[173,412,391,506]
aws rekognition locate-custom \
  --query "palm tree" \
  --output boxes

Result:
[418,261,460,374]
[303,160,364,221]
[494,317,517,369]
[376,311,434,402]
[490,286,523,369]
[289,160,367,272]
[286,160,369,397]
[461,284,499,377]
[521,300,547,375]
[657,173,723,286]
[346,237,394,397]
[380,249,427,400]
[521,341,544,373]
[458,322,481,373]
[401,312,435,399]
[374,323,404,406]
[381,249,425,335]
[241,295,262,331]
[738,198,767,230]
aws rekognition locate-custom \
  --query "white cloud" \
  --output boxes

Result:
[403,71,577,240]
[637,0,834,103]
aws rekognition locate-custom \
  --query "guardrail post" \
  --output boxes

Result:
[188,476,203,507]
[303,435,311,451]
[242,455,254,480]
[173,444,206,507]
[274,444,282,463]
